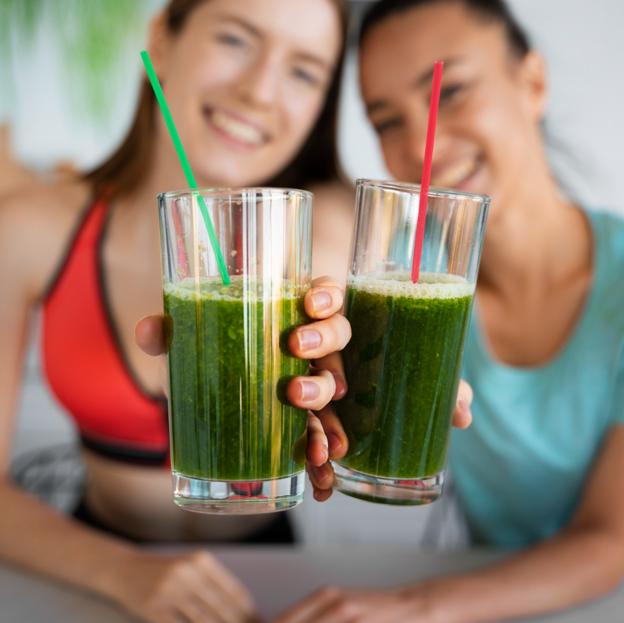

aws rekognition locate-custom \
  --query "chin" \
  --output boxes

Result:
[195,157,272,189]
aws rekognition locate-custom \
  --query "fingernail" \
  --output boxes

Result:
[332,373,347,399]
[312,291,332,312]
[297,329,322,351]
[458,399,470,414]
[300,380,321,402]
[312,465,329,484]
[328,433,342,455]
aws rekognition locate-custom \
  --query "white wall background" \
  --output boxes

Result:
[4,0,624,212]
[6,0,624,539]
[340,0,624,212]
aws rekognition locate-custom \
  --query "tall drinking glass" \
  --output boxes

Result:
[334,179,489,505]
[159,188,312,514]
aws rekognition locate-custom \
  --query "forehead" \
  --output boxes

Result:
[191,0,342,62]
[359,3,507,100]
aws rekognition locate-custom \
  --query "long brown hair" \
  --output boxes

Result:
[84,0,348,199]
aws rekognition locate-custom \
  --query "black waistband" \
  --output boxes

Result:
[80,434,169,466]
[73,498,295,544]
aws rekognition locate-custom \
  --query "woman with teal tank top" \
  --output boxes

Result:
[274,1,624,621]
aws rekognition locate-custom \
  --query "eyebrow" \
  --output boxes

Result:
[294,52,333,71]
[216,13,332,71]
[216,14,262,38]
[365,57,461,114]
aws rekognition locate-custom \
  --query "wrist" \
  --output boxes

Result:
[91,544,146,604]
[403,578,463,623]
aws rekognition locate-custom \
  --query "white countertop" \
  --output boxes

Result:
[1,545,622,622]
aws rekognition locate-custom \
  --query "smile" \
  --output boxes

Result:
[431,157,482,189]
[203,108,268,148]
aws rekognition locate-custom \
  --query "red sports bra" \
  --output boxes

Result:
[42,195,169,465]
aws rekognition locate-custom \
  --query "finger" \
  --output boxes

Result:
[313,486,333,502]
[358,603,412,623]
[308,462,334,492]
[316,406,348,460]
[155,608,188,623]
[457,379,473,405]
[311,275,343,288]
[286,370,336,412]
[288,315,351,360]
[174,564,241,623]
[303,284,344,320]
[452,400,472,429]
[186,573,250,623]
[174,599,217,623]
[275,587,343,623]
[193,553,256,617]
[311,353,347,400]
[302,596,361,623]
[306,413,328,467]
[452,380,474,429]
[135,315,167,356]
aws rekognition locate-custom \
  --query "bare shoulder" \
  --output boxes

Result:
[0,179,92,300]
[0,178,90,227]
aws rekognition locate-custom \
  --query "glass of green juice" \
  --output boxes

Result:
[158,188,312,514]
[334,179,489,505]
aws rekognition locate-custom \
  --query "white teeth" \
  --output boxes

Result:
[432,159,479,187]
[210,110,264,146]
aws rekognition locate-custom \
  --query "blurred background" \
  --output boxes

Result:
[3,0,623,530]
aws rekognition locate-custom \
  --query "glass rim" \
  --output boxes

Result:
[356,178,490,204]
[158,187,313,202]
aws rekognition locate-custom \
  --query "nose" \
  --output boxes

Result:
[237,52,280,109]
[402,112,427,168]
[402,111,449,177]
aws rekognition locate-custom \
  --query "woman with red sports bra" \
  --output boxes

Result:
[0,1,355,621]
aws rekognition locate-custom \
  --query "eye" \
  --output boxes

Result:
[215,32,248,49]
[373,117,403,135]
[439,83,464,104]
[292,66,321,87]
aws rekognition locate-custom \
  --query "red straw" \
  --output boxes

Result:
[411,60,444,283]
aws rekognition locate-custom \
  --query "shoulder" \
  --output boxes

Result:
[0,180,92,300]
[587,207,624,263]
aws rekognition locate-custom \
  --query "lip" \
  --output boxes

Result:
[202,106,270,151]
[430,156,484,191]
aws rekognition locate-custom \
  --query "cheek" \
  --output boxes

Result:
[168,42,250,102]
[381,138,410,180]
[278,90,325,147]
[463,91,531,170]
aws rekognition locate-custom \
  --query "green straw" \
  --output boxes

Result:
[140,50,231,285]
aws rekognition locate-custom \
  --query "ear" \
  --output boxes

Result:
[146,11,172,78]
[519,51,548,122]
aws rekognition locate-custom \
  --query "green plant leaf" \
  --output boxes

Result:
[1,0,162,123]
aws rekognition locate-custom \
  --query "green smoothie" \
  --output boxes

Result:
[164,277,308,482]
[336,273,473,480]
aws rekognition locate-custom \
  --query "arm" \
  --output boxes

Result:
[276,426,624,623]
[416,425,624,622]
[0,125,38,199]
[0,190,256,623]
[0,188,137,599]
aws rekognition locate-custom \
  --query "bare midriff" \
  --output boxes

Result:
[81,449,276,542]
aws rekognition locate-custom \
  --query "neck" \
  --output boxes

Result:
[478,156,589,298]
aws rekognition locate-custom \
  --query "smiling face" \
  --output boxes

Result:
[153,0,342,187]
[359,1,547,211]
